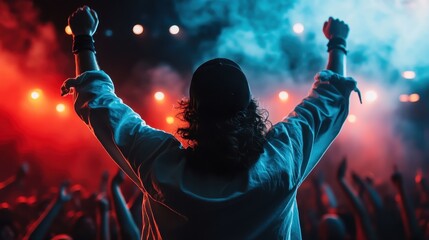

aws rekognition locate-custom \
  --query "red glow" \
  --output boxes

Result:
[415,169,422,183]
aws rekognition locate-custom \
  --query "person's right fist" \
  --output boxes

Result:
[68,6,99,36]
[323,17,349,40]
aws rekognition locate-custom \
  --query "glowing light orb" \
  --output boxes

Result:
[409,93,420,102]
[65,25,73,35]
[347,114,357,123]
[56,103,66,112]
[278,91,289,102]
[104,29,113,37]
[154,91,165,101]
[399,94,409,102]
[169,25,180,35]
[133,24,144,35]
[30,89,42,100]
[365,90,378,103]
[402,71,416,80]
[166,116,175,124]
[293,23,304,34]
[415,169,423,183]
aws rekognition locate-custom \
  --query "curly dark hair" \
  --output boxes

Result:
[177,98,270,176]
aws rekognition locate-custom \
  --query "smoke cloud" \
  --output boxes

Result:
[172,0,429,180]
[1,0,428,196]
[0,1,118,194]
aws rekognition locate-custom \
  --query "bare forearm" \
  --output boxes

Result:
[24,200,64,240]
[74,50,99,76]
[111,184,140,240]
[326,49,346,76]
[339,180,377,240]
[0,176,17,191]
[97,207,110,240]
[395,182,424,240]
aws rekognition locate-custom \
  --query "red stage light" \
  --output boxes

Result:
[154,91,165,101]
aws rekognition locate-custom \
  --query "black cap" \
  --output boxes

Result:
[189,58,251,119]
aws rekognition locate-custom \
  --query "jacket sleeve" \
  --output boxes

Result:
[268,70,360,187]
[61,70,181,190]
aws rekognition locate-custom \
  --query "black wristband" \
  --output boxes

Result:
[72,35,95,54]
[327,37,347,54]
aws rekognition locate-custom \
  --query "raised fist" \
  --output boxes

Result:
[323,17,349,40]
[68,6,99,36]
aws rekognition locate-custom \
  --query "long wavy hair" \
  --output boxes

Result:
[177,98,270,175]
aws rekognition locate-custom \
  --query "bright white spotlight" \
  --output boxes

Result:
[133,24,144,35]
[169,25,180,35]
[409,93,420,102]
[154,91,165,101]
[56,103,66,113]
[347,114,357,123]
[365,90,378,103]
[278,91,289,102]
[293,23,304,34]
[65,25,73,35]
[402,71,416,80]
[30,89,42,100]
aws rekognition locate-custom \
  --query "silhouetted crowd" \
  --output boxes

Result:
[0,158,428,239]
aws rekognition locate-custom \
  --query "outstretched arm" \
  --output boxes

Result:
[96,194,110,240]
[64,7,181,193]
[68,6,99,76]
[336,158,377,240]
[323,17,349,76]
[66,6,144,188]
[23,182,71,240]
[111,169,140,240]
[0,162,29,192]
[273,17,359,186]
[311,174,338,216]
[391,168,425,240]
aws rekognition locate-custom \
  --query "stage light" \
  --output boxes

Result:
[65,25,72,35]
[399,94,409,102]
[415,169,423,183]
[293,23,304,34]
[154,91,165,101]
[409,93,420,102]
[402,71,415,80]
[56,103,66,113]
[278,91,289,102]
[104,29,113,37]
[166,116,175,124]
[169,25,180,35]
[347,114,357,123]
[133,24,144,35]
[30,89,42,100]
[365,90,378,103]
